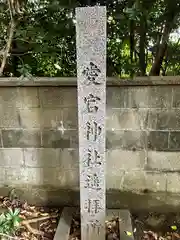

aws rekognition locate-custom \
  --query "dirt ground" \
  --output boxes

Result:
[69,211,180,240]
[132,212,180,240]
[0,193,61,240]
[0,192,180,240]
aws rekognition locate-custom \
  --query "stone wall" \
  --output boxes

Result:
[1,77,180,209]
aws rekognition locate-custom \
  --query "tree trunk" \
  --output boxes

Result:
[149,22,170,76]
[130,20,135,77]
[0,20,16,76]
[11,39,19,76]
[149,3,178,76]
[139,14,146,76]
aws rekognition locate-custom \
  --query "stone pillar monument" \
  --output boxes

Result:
[76,6,106,240]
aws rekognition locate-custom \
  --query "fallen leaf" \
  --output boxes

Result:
[171,226,177,231]
[125,231,132,236]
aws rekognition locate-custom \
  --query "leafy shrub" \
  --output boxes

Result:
[0,208,22,237]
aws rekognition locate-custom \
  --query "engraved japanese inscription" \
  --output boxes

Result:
[84,173,101,190]
[82,62,101,85]
[86,121,102,141]
[84,93,101,113]
[76,6,106,240]
[84,199,102,216]
[83,149,102,167]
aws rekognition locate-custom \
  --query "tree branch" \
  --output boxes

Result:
[0,0,16,76]
[0,232,24,240]
[0,20,16,76]
[21,214,58,236]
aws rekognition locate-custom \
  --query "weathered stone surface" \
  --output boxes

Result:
[19,108,41,128]
[147,151,180,171]
[0,185,177,211]
[1,82,180,199]
[0,132,2,147]
[3,167,79,189]
[0,149,23,166]
[0,106,20,128]
[42,130,77,148]
[172,86,180,108]
[106,170,124,190]
[156,110,175,130]
[56,167,79,188]
[106,87,127,108]
[76,6,107,236]
[4,168,29,185]
[145,172,167,192]
[0,87,39,109]
[106,149,145,170]
[60,88,77,107]
[17,87,40,108]
[106,109,148,130]
[41,108,63,129]
[106,130,147,150]
[147,110,157,130]
[147,131,169,150]
[166,173,180,193]
[1,76,180,86]
[148,86,173,108]
[147,110,180,131]
[24,148,59,167]
[122,171,166,192]
[0,88,18,108]
[39,87,63,108]
[1,184,180,210]
[24,148,78,168]
[122,171,146,191]
[118,86,172,109]
[15,187,80,207]
[2,130,41,148]
[152,110,180,130]
[70,130,79,148]
[0,168,6,184]
[39,87,77,108]
[4,167,56,186]
[124,87,150,108]
[62,107,78,129]
[169,132,180,150]
[41,167,78,187]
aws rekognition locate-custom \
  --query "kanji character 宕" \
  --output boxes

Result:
[84,93,101,113]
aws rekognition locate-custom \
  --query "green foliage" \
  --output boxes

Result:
[0,0,180,77]
[17,64,32,78]
[0,208,22,235]
[124,4,142,21]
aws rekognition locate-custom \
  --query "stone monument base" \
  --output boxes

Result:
[53,207,134,240]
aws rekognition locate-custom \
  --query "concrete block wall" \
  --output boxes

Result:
[1,77,180,208]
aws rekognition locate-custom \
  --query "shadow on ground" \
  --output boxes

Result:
[0,186,180,212]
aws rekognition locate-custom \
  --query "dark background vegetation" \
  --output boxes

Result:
[0,0,180,78]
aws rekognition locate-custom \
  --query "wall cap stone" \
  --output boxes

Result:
[0,76,180,86]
